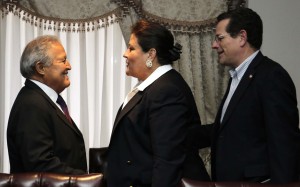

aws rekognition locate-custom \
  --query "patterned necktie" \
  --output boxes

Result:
[56,95,72,124]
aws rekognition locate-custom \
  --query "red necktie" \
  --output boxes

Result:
[56,95,72,124]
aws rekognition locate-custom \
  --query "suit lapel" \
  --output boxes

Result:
[25,79,83,137]
[220,52,264,129]
[111,91,143,135]
[54,104,83,136]
[214,78,232,131]
[55,109,83,135]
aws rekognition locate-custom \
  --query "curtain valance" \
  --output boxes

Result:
[1,0,122,32]
[112,0,246,34]
[1,0,246,33]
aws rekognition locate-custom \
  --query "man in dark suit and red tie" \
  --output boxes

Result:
[7,35,87,174]
[204,8,300,184]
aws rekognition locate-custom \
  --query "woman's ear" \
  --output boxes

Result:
[35,61,45,75]
[148,48,157,60]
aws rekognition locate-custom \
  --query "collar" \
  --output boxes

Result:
[136,64,172,91]
[29,79,59,103]
[229,50,259,80]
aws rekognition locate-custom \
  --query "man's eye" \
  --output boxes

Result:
[215,34,228,42]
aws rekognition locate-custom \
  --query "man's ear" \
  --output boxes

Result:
[239,30,248,47]
[35,61,45,75]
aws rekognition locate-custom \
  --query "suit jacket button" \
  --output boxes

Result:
[127,160,132,165]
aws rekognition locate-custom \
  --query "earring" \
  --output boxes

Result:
[146,59,152,68]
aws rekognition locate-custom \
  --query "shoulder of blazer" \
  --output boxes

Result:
[145,69,184,92]
[249,52,283,71]
[24,79,59,110]
[24,79,84,136]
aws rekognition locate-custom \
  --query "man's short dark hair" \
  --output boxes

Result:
[217,8,263,49]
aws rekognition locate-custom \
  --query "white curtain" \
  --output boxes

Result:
[0,11,137,173]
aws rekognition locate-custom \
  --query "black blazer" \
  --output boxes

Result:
[106,69,209,187]
[211,52,300,183]
[7,79,87,174]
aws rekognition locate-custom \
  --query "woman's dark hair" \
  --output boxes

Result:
[131,19,182,65]
[217,8,263,50]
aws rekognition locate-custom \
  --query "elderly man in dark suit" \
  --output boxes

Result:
[207,8,300,184]
[7,35,87,174]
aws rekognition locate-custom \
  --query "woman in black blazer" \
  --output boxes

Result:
[106,19,210,187]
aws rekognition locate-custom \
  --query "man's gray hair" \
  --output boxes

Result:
[20,35,61,78]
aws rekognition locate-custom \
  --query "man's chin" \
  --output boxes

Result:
[218,56,228,65]
[218,59,225,65]
[125,70,131,76]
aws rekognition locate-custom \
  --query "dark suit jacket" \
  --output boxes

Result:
[211,52,300,183]
[7,79,87,174]
[106,69,210,187]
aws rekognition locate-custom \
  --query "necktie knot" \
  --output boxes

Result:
[56,95,72,124]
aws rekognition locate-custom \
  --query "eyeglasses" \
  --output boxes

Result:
[215,34,228,43]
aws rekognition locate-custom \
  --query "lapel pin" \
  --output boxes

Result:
[249,74,253,79]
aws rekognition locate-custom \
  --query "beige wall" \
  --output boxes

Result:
[248,0,300,119]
